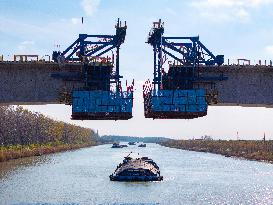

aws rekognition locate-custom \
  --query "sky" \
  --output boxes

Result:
[1,0,273,139]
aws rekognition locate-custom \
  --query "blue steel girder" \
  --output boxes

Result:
[51,19,127,95]
[66,45,80,60]
[161,48,184,64]
[93,45,116,57]
[62,38,80,55]
[54,19,127,62]
[62,36,115,60]
[149,30,224,67]
[146,19,225,89]
[162,37,219,66]
[85,43,110,57]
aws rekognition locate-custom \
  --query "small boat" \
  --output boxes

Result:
[111,143,123,148]
[128,142,136,145]
[109,153,163,181]
[138,144,146,147]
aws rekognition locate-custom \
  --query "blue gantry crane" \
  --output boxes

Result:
[52,19,133,120]
[143,19,227,119]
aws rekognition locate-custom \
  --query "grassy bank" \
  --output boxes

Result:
[0,141,101,162]
[160,139,273,163]
[0,106,102,162]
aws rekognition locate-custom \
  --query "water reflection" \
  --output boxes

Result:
[1,144,273,205]
[0,155,52,179]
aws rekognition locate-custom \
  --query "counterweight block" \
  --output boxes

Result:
[71,90,133,120]
[143,89,208,119]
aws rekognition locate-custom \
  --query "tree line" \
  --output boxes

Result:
[100,135,170,143]
[0,106,96,146]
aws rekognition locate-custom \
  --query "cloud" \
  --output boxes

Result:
[20,41,35,45]
[165,8,177,16]
[235,8,249,21]
[71,17,81,25]
[192,0,273,8]
[249,0,273,7]
[17,41,36,53]
[190,0,273,22]
[0,16,88,55]
[265,45,273,56]
[81,0,101,16]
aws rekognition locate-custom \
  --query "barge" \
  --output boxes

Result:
[109,153,163,181]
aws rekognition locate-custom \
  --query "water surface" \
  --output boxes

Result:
[1,143,273,205]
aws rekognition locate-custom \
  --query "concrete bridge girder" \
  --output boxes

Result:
[1,62,273,108]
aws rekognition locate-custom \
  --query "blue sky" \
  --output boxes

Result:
[1,0,273,139]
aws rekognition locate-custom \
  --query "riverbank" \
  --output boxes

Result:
[159,139,273,163]
[0,106,101,162]
[0,141,102,162]
[3,143,273,204]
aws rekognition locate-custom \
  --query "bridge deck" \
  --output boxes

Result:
[1,61,273,107]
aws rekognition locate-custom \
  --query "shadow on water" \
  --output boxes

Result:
[0,155,52,179]
[0,148,88,179]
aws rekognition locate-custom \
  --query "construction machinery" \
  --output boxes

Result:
[144,19,227,119]
[52,19,133,120]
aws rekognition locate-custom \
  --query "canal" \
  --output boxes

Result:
[1,143,273,205]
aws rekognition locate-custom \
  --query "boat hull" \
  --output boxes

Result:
[109,175,163,182]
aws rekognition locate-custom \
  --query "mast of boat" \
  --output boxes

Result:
[125,151,132,158]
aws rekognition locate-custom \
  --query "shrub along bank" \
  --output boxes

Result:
[160,139,273,163]
[0,106,100,162]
